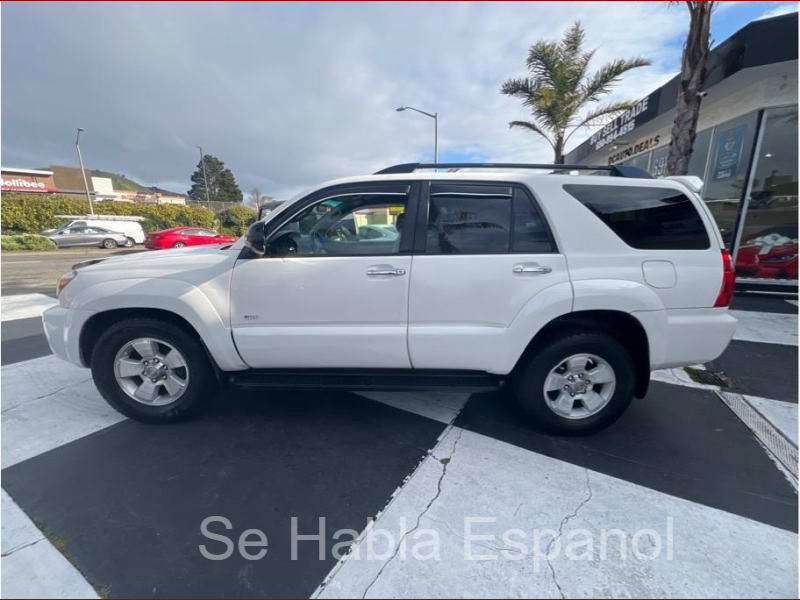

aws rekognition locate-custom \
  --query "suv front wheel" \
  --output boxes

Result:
[513,331,635,434]
[90,318,214,422]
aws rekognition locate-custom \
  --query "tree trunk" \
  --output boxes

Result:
[554,136,565,164]
[667,1,713,176]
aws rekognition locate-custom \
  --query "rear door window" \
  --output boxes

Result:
[562,184,710,250]
[425,184,512,254]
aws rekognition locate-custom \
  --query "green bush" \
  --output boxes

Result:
[1,234,58,251]
[217,204,258,236]
[1,194,216,234]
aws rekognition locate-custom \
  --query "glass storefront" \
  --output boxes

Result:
[735,106,798,281]
[620,105,799,284]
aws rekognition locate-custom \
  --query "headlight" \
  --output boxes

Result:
[762,254,797,263]
[56,270,77,296]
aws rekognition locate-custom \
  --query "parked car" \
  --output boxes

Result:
[43,225,130,249]
[734,227,798,280]
[144,226,239,249]
[43,216,145,246]
[43,163,737,434]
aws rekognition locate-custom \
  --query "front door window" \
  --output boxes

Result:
[266,193,408,257]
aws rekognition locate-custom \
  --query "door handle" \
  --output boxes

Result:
[512,263,552,274]
[367,267,406,276]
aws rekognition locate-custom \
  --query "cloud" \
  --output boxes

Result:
[3,1,690,198]
[755,1,798,20]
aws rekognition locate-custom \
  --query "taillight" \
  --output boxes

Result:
[714,249,735,307]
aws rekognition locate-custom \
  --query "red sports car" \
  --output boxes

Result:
[144,226,239,250]
[735,227,798,280]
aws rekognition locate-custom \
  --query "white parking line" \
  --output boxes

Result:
[315,427,798,598]
[1,293,58,322]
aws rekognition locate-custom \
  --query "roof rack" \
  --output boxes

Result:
[374,162,652,179]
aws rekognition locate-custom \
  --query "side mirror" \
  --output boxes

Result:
[245,220,266,255]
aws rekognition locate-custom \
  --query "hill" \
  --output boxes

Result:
[90,169,184,197]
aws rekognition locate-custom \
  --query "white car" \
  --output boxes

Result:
[43,163,737,433]
[44,215,146,246]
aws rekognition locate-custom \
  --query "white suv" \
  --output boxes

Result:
[43,163,737,434]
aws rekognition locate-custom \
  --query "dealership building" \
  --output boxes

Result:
[565,12,798,289]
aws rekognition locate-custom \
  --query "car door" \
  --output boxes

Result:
[407,181,570,372]
[83,227,106,246]
[230,182,418,368]
[57,227,88,247]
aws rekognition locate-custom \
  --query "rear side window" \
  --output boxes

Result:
[426,184,511,254]
[425,184,556,254]
[562,184,710,250]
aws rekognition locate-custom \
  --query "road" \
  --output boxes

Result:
[1,247,148,296]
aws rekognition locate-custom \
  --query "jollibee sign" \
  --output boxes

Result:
[2,178,58,192]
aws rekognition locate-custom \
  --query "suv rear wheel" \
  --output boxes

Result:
[90,318,214,422]
[513,331,634,434]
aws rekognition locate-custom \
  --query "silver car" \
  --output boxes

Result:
[43,225,129,249]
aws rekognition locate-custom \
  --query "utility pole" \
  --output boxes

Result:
[75,128,94,215]
[196,145,211,204]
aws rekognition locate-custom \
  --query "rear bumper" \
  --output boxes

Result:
[42,305,96,368]
[635,307,738,370]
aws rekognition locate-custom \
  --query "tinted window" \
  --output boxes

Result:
[267,192,407,257]
[563,184,710,250]
[426,184,511,254]
[512,189,556,253]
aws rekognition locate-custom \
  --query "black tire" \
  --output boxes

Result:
[102,238,118,249]
[90,318,215,423]
[124,237,135,247]
[172,242,186,248]
[513,330,635,435]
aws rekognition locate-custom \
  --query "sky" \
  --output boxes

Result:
[1,1,796,200]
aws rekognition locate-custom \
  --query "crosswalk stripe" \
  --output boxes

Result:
[1,293,58,322]
[1,490,99,598]
[314,427,798,598]
[1,355,125,469]
[730,309,797,346]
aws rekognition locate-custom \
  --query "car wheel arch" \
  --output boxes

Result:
[513,309,651,399]
[79,307,224,386]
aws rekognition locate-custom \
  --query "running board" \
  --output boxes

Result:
[227,369,503,392]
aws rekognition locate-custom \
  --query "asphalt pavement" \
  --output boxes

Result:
[1,247,147,296]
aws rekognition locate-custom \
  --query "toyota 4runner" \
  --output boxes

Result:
[43,163,737,434]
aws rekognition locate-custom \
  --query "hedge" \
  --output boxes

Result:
[217,204,258,236]
[1,194,217,234]
[1,234,58,251]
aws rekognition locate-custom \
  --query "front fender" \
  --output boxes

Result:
[70,277,248,371]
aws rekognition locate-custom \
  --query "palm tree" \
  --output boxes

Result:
[501,22,651,163]
[666,1,715,175]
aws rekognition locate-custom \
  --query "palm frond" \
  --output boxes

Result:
[508,120,556,149]
[581,57,651,102]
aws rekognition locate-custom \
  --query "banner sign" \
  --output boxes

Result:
[712,125,745,180]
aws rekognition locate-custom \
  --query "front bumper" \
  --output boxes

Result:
[42,305,96,367]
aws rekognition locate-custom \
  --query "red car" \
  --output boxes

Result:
[144,226,238,250]
[735,227,798,280]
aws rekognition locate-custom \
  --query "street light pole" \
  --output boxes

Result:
[75,128,94,216]
[196,145,211,204]
[396,106,438,166]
